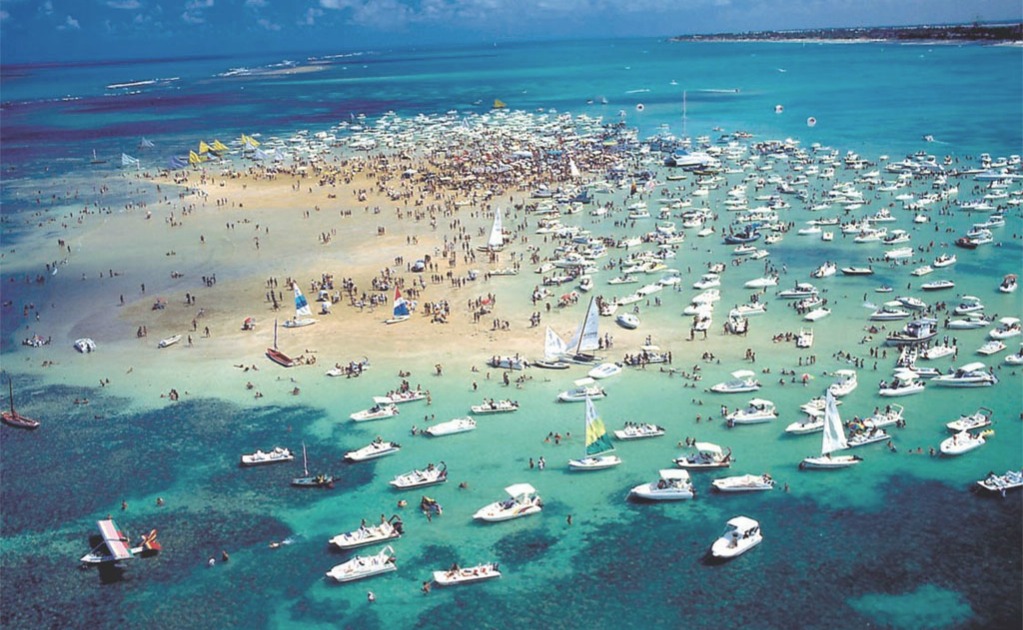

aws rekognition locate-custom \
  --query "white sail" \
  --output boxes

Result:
[566,296,600,354]
[569,158,580,179]
[544,325,567,360]
[487,209,504,250]
[294,285,313,318]
[820,390,848,455]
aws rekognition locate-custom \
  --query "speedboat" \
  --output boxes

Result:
[711,474,775,493]
[558,377,606,402]
[989,317,1021,340]
[629,469,695,501]
[1006,345,1023,365]
[389,463,447,490]
[795,328,814,349]
[841,266,875,276]
[674,442,732,469]
[998,274,1018,293]
[932,253,957,267]
[976,470,1023,494]
[784,416,824,435]
[897,296,928,311]
[946,407,993,432]
[920,344,955,360]
[931,362,998,387]
[870,304,912,321]
[325,545,397,583]
[921,279,955,291]
[240,447,294,466]
[711,370,760,394]
[940,430,990,456]
[615,313,640,329]
[693,273,721,289]
[74,338,97,353]
[777,282,818,299]
[911,265,934,277]
[377,389,428,404]
[473,483,543,522]
[952,296,984,315]
[885,318,938,346]
[884,246,914,260]
[846,428,891,448]
[588,362,622,379]
[432,562,502,586]
[729,303,767,318]
[743,276,778,289]
[863,403,904,429]
[470,399,519,414]
[710,516,762,559]
[613,422,666,440]
[946,315,992,330]
[349,402,399,422]
[827,369,858,397]
[158,334,182,348]
[488,355,528,370]
[344,439,401,462]
[425,416,477,437]
[877,371,925,397]
[803,307,831,322]
[810,262,837,278]
[977,340,1006,355]
[329,517,403,550]
[726,399,777,426]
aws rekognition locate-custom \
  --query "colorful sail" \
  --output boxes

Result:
[188,150,204,165]
[294,285,313,318]
[211,139,229,152]
[393,288,410,318]
[583,397,614,457]
[493,99,506,109]
[198,140,212,154]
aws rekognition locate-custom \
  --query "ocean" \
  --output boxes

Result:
[1,38,1021,629]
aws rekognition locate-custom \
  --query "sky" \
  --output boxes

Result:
[1,0,1020,64]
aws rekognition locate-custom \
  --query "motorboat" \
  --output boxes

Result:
[692,289,721,304]
[1006,345,1023,365]
[953,296,984,315]
[710,516,762,559]
[240,446,294,466]
[932,362,998,387]
[803,307,831,322]
[726,399,777,426]
[377,389,428,404]
[729,303,767,318]
[863,403,904,429]
[629,469,695,501]
[827,369,858,397]
[613,422,666,440]
[921,279,955,291]
[998,274,1018,293]
[795,328,814,348]
[711,370,760,394]
[977,340,1006,356]
[932,253,957,267]
[801,391,863,470]
[325,545,397,583]
[885,318,938,346]
[488,355,529,370]
[911,265,934,277]
[350,402,399,422]
[344,439,401,462]
[743,276,778,289]
[473,483,543,522]
[608,274,638,285]
[693,273,721,289]
[840,266,875,276]
[567,397,622,470]
[897,296,927,311]
[432,563,502,586]
[877,370,925,397]
[558,377,606,402]
[946,315,992,330]
[810,262,837,279]
[884,246,914,260]
[946,407,993,433]
[615,313,640,329]
[989,317,1021,340]
[920,344,955,360]
[389,462,448,489]
[711,474,775,493]
[470,399,519,414]
[940,430,991,456]
[74,338,97,353]
[776,282,818,299]
[158,334,182,348]
[425,416,476,437]
[976,470,1023,494]
[674,442,732,469]
[870,303,912,321]
[785,415,824,435]
[588,362,622,380]
[845,427,891,448]
[329,517,404,550]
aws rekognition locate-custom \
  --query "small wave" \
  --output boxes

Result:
[624,88,650,94]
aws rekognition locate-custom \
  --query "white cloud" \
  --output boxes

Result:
[245,0,268,6]
[181,10,205,24]
[257,17,281,30]
[185,0,214,9]
[57,14,80,29]
[106,0,141,9]
[299,7,323,25]
[0,9,9,22]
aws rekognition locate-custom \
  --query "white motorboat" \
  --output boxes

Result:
[711,474,775,493]
[377,389,428,404]
[473,483,543,522]
[795,328,814,348]
[977,340,1006,355]
[588,362,623,380]
[726,399,777,426]
[344,439,402,462]
[801,391,863,470]
[692,289,721,304]
[884,246,914,260]
[693,273,721,289]
[870,304,912,321]
[613,422,666,440]
[911,265,934,277]
[615,313,640,329]
[976,470,1023,494]
[488,355,529,370]
[558,377,606,402]
[608,274,638,285]
[998,274,1017,293]
[785,416,824,435]
[629,469,695,501]
[989,317,1021,340]
[920,344,955,360]
[946,407,993,433]
[940,430,991,456]
[470,399,519,414]
[946,315,992,330]
[329,518,403,551]
[158,334,182,348]
[389,463,448,490]
[932,362,998,387]
[932,253,957,267]
[567,397,622,470]
[74,338,97,353]
[846,428,890,448]
[425,416,476,437]
[432,563,502,586]
[841,266,875,276]
[827,369,858,397]
[810,262,837,278]
[710,516,762,559]
[863,403,904,429]
[877,370,925,397]
[325,545,397,583]
[744,276,778,289]
[729,303,767,318]
[897,296,927,311]
[240,446,294,466]
[777,282,818,299]
[952,296,984,315]
[803,307,831,321]
[886,318,938,346]
[350,402,399,422]
[674,442,732,469]
[1006,345,1023,365]
[711,370,760,394]
[921,279,955,292]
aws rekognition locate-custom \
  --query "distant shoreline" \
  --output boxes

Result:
[671,23,1023,44]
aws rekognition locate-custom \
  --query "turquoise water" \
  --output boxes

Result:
[1,38,1022,629]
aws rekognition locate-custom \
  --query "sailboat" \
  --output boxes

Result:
[533,326,570,369]
[282,283,316,328]
[564,296,602,364]
[477,208,505,252]
[568,397,622,470]
[384,287,411,324]
[2,377,40,430]
[266,318,297,367]
[291,443,335,488]
[799,390,862,470]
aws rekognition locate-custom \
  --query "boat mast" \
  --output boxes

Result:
[302,442,309,476]
[681,90,687,141]
[7,377,14,414]
[576,296,595,357]
[273,318,279,350]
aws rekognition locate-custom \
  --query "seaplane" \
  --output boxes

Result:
[80,518,161,570]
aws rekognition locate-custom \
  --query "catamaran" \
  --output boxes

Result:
[384,287,411,324]
[568,397,622,470]
[282,283,316,328]
[800,391,862,470]
[563,296,602,364]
